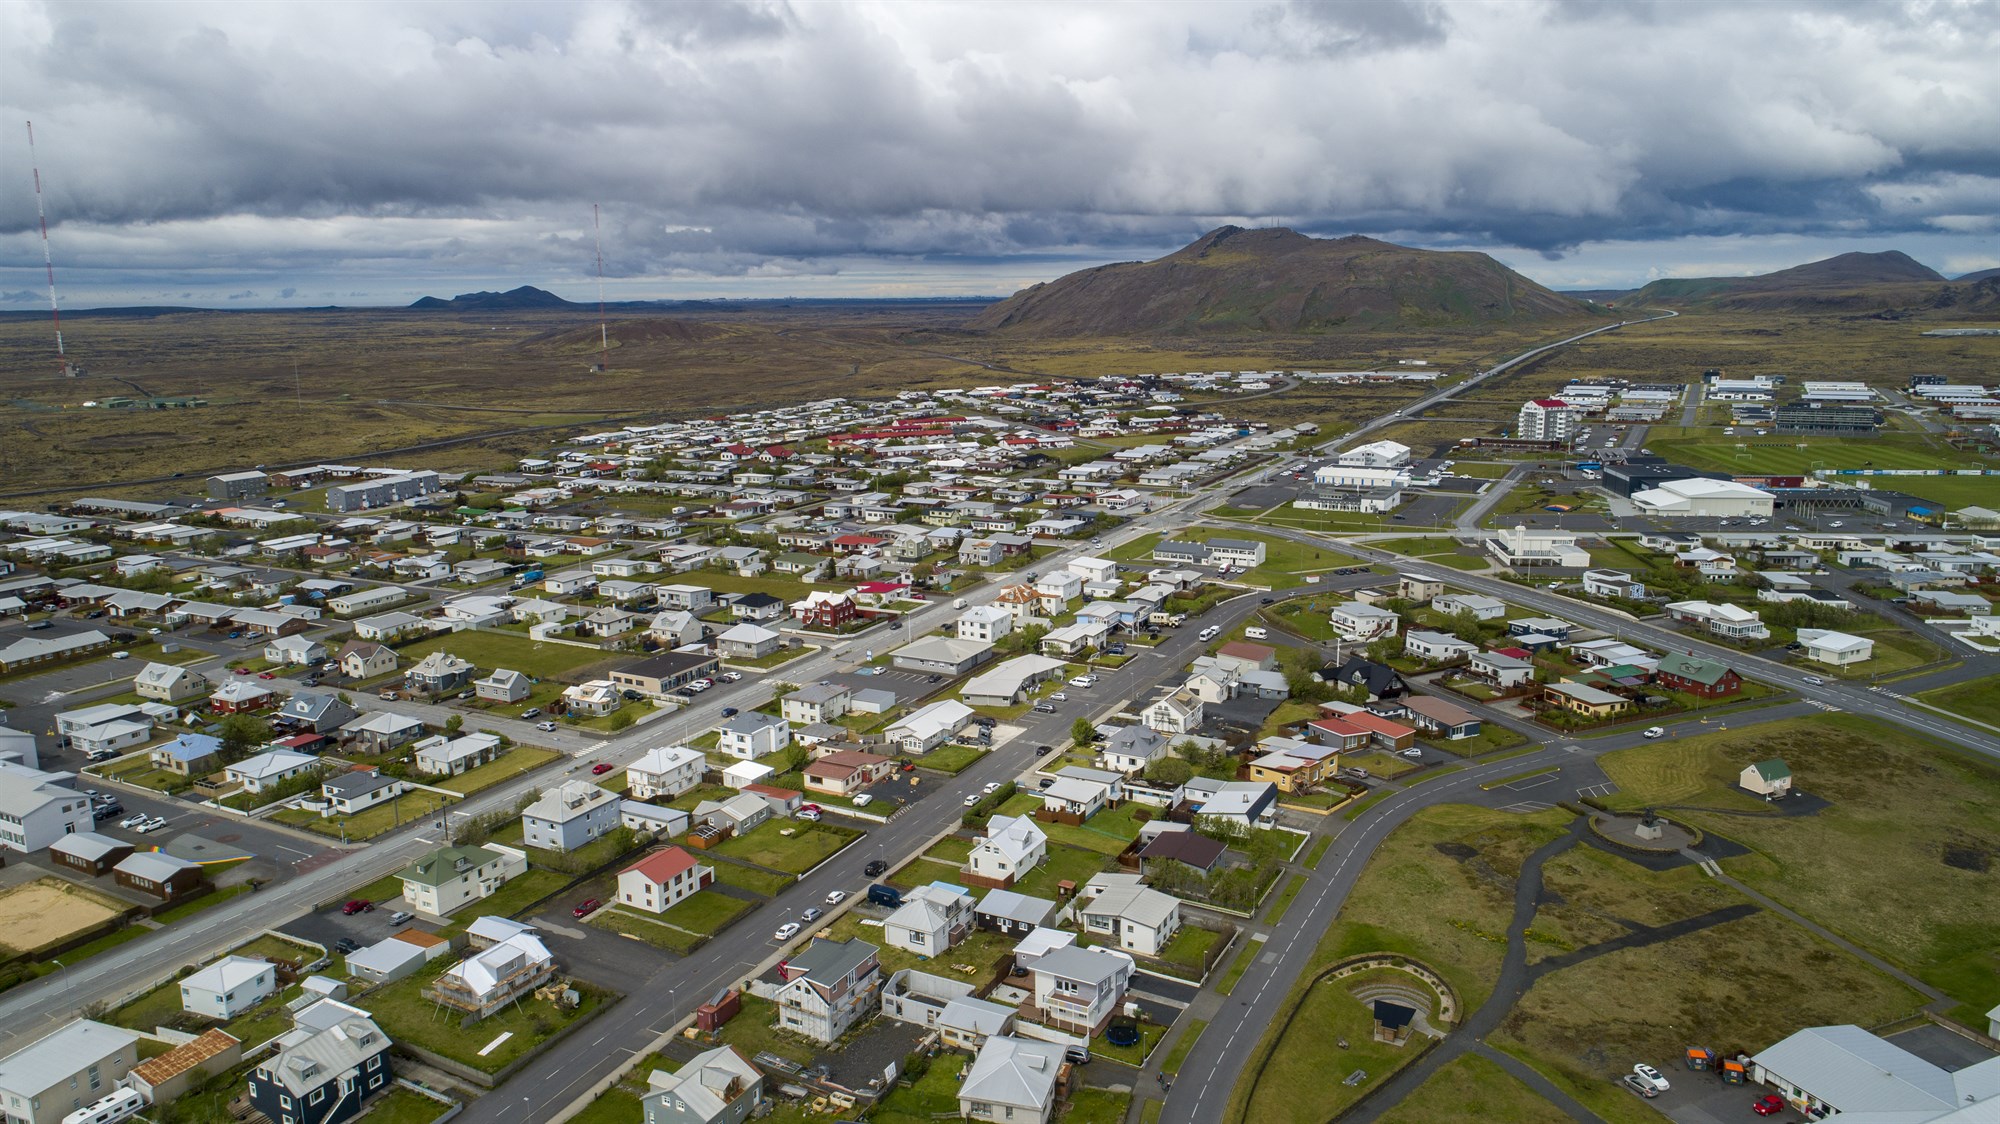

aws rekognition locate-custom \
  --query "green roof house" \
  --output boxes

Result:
[1739,758,1793,799]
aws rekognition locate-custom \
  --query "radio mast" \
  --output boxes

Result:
[26,121,73,377]
[593,204,609,373]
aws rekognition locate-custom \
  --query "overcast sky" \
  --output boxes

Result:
[3,0,1998,309]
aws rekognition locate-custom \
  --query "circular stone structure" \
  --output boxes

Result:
[1590,810,1697,853]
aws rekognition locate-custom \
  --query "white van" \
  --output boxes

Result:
[953,598,968,610]
[1198,626,1220,641]
[1244,627,1269,640]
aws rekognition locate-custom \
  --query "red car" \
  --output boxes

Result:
[799,803,822,813]
[257,672,276,680]
[341,899,373,915]
[1752,1095,1786,1117]
[234,667,252,675]
[572,898,602,918]
[591,763,614,775]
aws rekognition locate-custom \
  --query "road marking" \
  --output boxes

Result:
[1576,782,1618,799]
[1500,800,1555,814]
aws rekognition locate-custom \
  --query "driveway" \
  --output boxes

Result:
[1649,1072,1804,1124]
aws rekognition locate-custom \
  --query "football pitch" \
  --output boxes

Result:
[1650,435,2000,507]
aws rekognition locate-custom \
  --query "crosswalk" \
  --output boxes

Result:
[1807,699,1842,712]
[1868,686,1910,701]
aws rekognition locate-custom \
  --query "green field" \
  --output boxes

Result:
[1916,674,2000,729]
[394,631,622,683]
[364,969,606,1073]
[437,746,562,794]
[1646,433,2000,508]
[711,821,862,873]
[1375,1054,1569,1124]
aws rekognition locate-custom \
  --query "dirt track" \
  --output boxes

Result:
[0,880,122,954]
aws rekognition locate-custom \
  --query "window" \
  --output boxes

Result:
[308,1089,324,1105]
[279,1095,292,1109]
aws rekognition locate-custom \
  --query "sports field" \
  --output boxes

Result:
[1647,434,2000,508]
[0,879,125,955]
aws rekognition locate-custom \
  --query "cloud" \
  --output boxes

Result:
[0,289,42,303]
[1,0,1996,303]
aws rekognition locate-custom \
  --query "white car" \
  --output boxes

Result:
[110,651,130,660]
[774,922,801,942]
[1632,1064,1670,1093]
[1069,675,1098,687]
[1401,748,1423,758]
[825,890,847,906]
[1643,726,1665,739]
[963,793,981,807]
[1048,692,1068,703]
[120,813,148,829]
[982,782,1002,794]
[1802,675,1824,685]
[536,721,558,732]
[796,808,822,822]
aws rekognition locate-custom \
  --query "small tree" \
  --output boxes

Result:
[443,713,464,735]
[1145,757,1194,787]
[217,714,269,761]
[1070,718,1098,748]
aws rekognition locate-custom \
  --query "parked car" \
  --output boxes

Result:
[801,907,824,923]
[863,860,888,877]
[387,910,414,926]
[1631,1064,1669,1093]
[93,803,123,820]
[825,890,847,906]
[572,898,602,919]
[257,671,276,680]
[120,813,148,829]
[344,901,375,917]
[774,922,801,941]
[1038,777,1056,789]
[1049,692,1069,702]
[797,808,822,822]
[1643,726,1665,739]
[1619,1074,1659,1099]
[853,793,873,806]
[521,707,541,719]
[1032,703,1057,714]
[110,651,130,660]
[963,793,981,807]
[800,803,822,813]
[591,762,614,775]
[982,782,1002,794]
[536,721,558,732]
[333,937,361,955]
[1752,1094,1786,1116]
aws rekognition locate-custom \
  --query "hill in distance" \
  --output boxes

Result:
[968,226,1594,336]
[1615,250,1997,316]
[410,285,577,311]
[1956,267,2000,283]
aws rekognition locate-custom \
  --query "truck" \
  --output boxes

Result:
[518,568,544,583]
[953,598,968,610]
[1147,611,1187,628]
[867,883,904,908]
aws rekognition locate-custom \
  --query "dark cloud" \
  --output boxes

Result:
[1,0,1995,303]
[0,289,42,303]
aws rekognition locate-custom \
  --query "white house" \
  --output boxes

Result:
[627,745,709,799]
[884,699,975,755]
[1028,945,1134,1035]
[616,846,714,915]
[715,712,791,760]
[223,749,321,794]
[966,815,1047,889]
[413,733,502,776]
[1432,593,1507,620]
[1402,629,1476,663]
[958,1036,1064,1124]
[1330,602,1400,641]
[957,605,1014,643]
[522,781,620,852]
[1797,628,1874,666]
[1074,874,1182,956]
[1142,689,1205,735]
[179,956,277,1019]
[1665,599,1771,641]
[883,882,976,956]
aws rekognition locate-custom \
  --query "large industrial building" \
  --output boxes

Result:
[1630,478,1775,518]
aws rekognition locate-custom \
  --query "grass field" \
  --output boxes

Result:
[916,742,989,774]
[273,788,457,840]
[1239,967,1440,1124]
[1597,714,2000,1024]
[395,631,622,684]
[1645,432,2000,508]
[364,968,606,1073]
[1916,673,2000,729]
[710,820,862,873]
[436,746,561,794]
[1375,1054,1569,1124]
[352,1087,452,1124]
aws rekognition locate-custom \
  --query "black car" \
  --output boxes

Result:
[333,937,361,955]
[94,803,123,820]
[1034,745,1054,756]
[1261,597,1275,604]
[721,707,739,717]
[864,860,889,877]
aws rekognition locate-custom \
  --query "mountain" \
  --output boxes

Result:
[967,226,1593,336]
[409,285,577,311]
[1956,267,2000,283]
[1625,250,1976,313]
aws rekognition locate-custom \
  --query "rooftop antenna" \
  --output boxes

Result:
[592,203,609,373]
[26,121,74,377]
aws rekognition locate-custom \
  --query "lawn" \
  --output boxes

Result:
[1304,836,1333,868]
[354,1086,453,1124]
[107,971,300,1048]
[869,1058,967,1124]
[363,967,608,1073]
[394,630,621,683]
[711,820,863,873]
[1374,1053,1570,1124]
[1423,722,1531,758]
[594,907,707,954]
[711,993,818,1067]
[916,742,989,774]
[1009,843,1118,901]
[724,644,815,670]
[1916,673,2000,729]
[565,1089,643,1124]
[272,789,458,841]
[1215,937,1260,996]
[1237,968,1436,1124]
[436,869,570,933]
[1152,924,1225,979]
[1161,1018,1209,1075]
[710,862,794,896]
[1064,1089,1134,1124]
[1596,714,2000,1024]
[436,746,562,795]
[655,888,753,933]
[1033,801,1152,856]
[1093,1018,1167,1066]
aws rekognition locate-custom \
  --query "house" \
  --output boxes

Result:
[1074,873,1182,956]
[610,651,722,699]
[1468,649,1535,689]
[883,882,976,955]
[1205,537,1267,567]
[340,712,427,754]
[1654,652,1743,697]
[1433,593,1507,620]
[1137,828,1228,879]
[1142,689,1205,735]
[321,770,407,815]
[1028,945,1134,1035]
[179,955,277,1019]
[961,655,1068,706]
[1664,600,1770,641]
[225,749,322,794]
[1323,656,1405,700]
[1396,695,1483,739]
[48,831,134,876]
[1741,759,1794,799]
[693,792,771,835]
[890,635,995,677]
[1541,681,1632,718]
[277,692,361,735]
[350,611,427,643]
[1330,601,1400,641]
[1486,524,1591,569]
[114,850,205,901]
[647,609,707,647]
[406,650,476,695]
[732,592,788,622]
[397,843,528,917]
[1040,776,1109,821]
[958,1036,1066,1124]
[791,590,857,630]
[974,889,1058,936]
[337,640,399,679]
[622,800,693,838]
[769,938,883,1044]
[803,749,895,796]
[125,1028,243,1107]
[708,712,787,761]
[561,680,621,717]
[1798,628,1874,666]
[628,745,708,798]
[716,623,785,660]
[884,699,976,755]
[1748,1024,2000,1123]
[264,635,328,667]
[0,765,94,854]
[618,846,715,915]
[1248,736,1341,792]
[640,1044,763,1124]
[1581,569,1647,600]
[429,931,557,1016]
[151,732,224,776]
[244,1009,394,1124]
[0,1020,140,1124]
[1402,630,1476,663]
[134,661,209,703]
[951,606,1013,645]
[522,782,620,852]
[1100,724,1171,774]
[965,815,1047,889]
[209,678,277,715]
[781,682,853,725]
[474,669,532,704]
[1183,779,1280,831]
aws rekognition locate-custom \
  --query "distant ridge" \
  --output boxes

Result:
[1956,267,2000,283]
[968,226,1594,336]
[1623,249,1992,314]
[410,285,576,311]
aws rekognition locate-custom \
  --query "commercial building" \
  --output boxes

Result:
[0,1019,141,1124]
[1630,478,1775,518]
[1516,399,1581,442]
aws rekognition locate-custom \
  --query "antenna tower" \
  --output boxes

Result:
[593,204,609,372]
[26,121,73,377]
